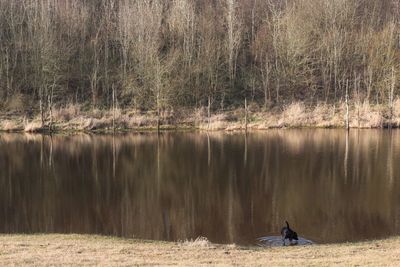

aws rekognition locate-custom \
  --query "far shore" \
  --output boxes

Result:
[0,234,399,266]
[1,102,400,133]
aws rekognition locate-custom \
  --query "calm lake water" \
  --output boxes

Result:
[0,130,399,245]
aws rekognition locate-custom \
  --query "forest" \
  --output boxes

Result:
[0,0,399,129]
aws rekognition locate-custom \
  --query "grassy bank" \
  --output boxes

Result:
[0,234,399,266]
[1,101,400,133]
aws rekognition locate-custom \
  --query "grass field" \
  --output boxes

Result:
[1,234,400,266]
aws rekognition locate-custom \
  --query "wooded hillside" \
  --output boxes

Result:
[0,0,399,114]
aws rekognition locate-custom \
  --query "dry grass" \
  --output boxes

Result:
[278,102,308,127]
[0,234,399,266]
[24,120,44,132]
[391,99,400,127]
[53,103,81,121]
[182,236,212,248]
[4,93,30,112]
[0,119,23,131]
[354,102,383,128]
[2,102,400,132]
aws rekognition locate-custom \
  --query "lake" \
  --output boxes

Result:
[0,130,399,245]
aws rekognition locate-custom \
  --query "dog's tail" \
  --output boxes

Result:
[285,221,289,228]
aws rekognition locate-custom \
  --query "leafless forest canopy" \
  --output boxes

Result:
[0,0,399,114]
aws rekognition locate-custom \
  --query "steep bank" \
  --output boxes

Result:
[1,102,400,133]
[0,234,399,266]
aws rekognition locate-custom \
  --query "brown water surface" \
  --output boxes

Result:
[0,130,399,245]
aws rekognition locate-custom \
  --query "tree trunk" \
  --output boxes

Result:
[389,67,395,129]
[48,84,54,132]
[112,84,116,132]
[345,79,350,131]
[40,87,45,128]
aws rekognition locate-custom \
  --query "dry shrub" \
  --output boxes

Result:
[104,107,123,119]
[171,108,196,124]
[391,99,400,127]
[85,117,114,130]
[160,109,176,125]
[358,102,383,128]
[88,108,104,119]
[225,123,243,131]
[247,102,261,112]
[65,117,111,131]
[126,114,157,128]
[393,98,400,117]
[312,104,332,127]
[193,107,207,122]
[24,120,43,132]
[0,119,23,131]
[210,113,228,123]
[199,121,228,130]
[66,117,91,130]
[4,94,29,112]
[278,102,308,127]
[114,108,123,119]
[199,114,230,130]
[63,108,129,130]
[53,103,81,121]
[182,236,211,248]
[249,111,280,129]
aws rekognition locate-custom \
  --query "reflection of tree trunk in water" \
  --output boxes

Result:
[244,133,248,166]
[49,135,53,168]
[344,130,349,183]
[388,131,393,186]
[40,135,44,185]
[162,210,170,240]
[92,135,99,186]
[251,198,254,227]
[122,184,129,236]
[227,171,234,243]
[157,133,161,197]
[112,134,116,180]
[207,133,211,167]
[40,135,44,168]
[272,143,280,227]
[355,130,360,183]
[156,133,162,240]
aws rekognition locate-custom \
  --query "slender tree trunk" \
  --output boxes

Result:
[157,92,160,133]
[389,67,395,129]
[112,134,116,180]
[40,86,45,128]
[344,129,349,181]
[112,84,116,132]
[5,48,10,101]
[354,73,360,129]
[48,84,54,132]
[345,79,349,131]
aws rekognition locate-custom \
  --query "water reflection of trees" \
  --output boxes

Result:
[0,130,399,244]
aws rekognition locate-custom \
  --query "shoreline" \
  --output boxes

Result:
[1,102,399,133]
[0,234,399,266]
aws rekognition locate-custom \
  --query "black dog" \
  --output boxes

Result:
[281,221,298,246]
